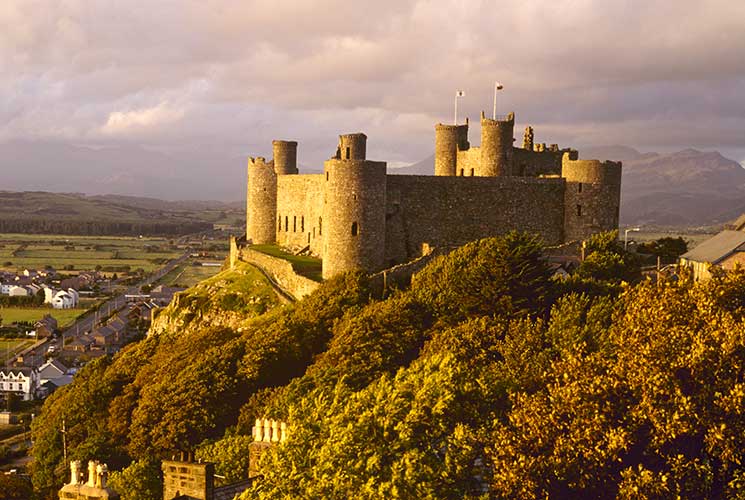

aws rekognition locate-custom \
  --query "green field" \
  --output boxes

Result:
[1,307,87,327]
[251,244,323,281]
[158,261,224,288]
[0,339,36,364]
[0,233,183,273]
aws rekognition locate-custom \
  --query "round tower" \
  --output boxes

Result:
[272,140,298,175]
[480,111,514,176]
[561,153,622,242]
[434,123,469,176]
[322,134,387,279]
[338,133,367,160]
[246,156,278,244]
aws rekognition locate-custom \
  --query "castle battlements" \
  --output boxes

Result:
[243,110,622,279]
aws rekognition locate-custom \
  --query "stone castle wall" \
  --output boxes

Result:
[239,247,320,300]
[276,174,324,253]
[383,175,566,266]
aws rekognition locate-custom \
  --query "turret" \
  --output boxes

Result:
[337,133,367,160]
[322,133,387,279]
[434,122,469,176]
[272,140,298,175]
[562,153,622,242]
[523,126,534,151]
[480,111,514,176]
[246,156,278,244]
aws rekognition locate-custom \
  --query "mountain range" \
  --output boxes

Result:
[390,146,745,227]
[1,141,744,227]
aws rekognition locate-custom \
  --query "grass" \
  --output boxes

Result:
[1,307,87,327]
[157,260,224,288]
[250,244,323,282]
[0,233,183,272]
[0,339,36,364]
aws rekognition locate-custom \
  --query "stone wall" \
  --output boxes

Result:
[384,175,566,265]
[369,248,440,297]
[246,158,277,245]
[162,461,214,500]
[276,174,324,253]
[239,248,320,300]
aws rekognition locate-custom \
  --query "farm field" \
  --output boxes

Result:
[1,307,87,327]
[0,338,36,364]
[0,233,182,273]
[157,260,224,288]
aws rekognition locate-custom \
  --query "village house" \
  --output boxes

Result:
[52,288,80,309]
[680,229,745,281]
[34,314,59,338]
[37,359,73,394]
[8,285,29,297]
[0,366,40,401]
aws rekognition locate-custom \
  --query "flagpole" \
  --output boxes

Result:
[454,90,465,125]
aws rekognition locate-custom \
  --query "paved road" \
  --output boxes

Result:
[18,252,191,368]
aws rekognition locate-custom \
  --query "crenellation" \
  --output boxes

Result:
[241,110,622,279]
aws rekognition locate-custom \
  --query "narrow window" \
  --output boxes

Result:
[326,172,329,181]
[576,204,582,217]
[301,216,305,232]
[578,182,583,193]
[278,216,281,231]
[353,193,357,200]
[319,217,322,235]
[351,222,358,236]
[285,216,288,231]
[460,168,464,176]
[308,233,311,243]
[470,168,474,176]
[313,227,316,239]
[346,147,350,159]
[293,216,297,232]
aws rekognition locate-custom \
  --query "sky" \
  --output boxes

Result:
[1,0,744,193]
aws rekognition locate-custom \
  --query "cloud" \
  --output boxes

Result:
[0,0,743,173]
[100,102,186,136]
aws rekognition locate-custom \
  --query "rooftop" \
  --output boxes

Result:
[680,230,745,264]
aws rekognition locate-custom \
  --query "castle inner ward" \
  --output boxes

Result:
[245,111,622,280]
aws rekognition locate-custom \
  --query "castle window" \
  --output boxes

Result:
[285,216,289,231]
[313,227,316,239]
[301,216,305,232]
[351,222,358,236]
[346,147,350,159]
[293,216,297,232]
[308,233,311,243]
[278,216,281,231]
[460,168,464,176]
[326,172,329,181]
[470,168,474,176]
[319,217,322,235]
[576,204,582,217]
[578,183,583,193]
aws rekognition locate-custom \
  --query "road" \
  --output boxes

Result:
[19,252,191,368]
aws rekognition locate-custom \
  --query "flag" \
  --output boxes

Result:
[496,83,503,90]
[456,90,465,97]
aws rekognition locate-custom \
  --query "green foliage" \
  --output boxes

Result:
[195,435,253,484]
[637,236,688,263]
[0,474,34,500]
[108,458,163,500]
[412,232,553,323]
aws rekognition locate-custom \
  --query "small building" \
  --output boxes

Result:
[0,366,39,401]
[53,289,79,309]
[8,285,29,297]
[679,230,745,281]
[35,314,59,339]
[66,335,95,353]
[59,460,119,499]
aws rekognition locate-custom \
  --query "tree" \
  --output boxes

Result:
[108,458,162,500]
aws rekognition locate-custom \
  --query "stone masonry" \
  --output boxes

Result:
[244,110,622,279]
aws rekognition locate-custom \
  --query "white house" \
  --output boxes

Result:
[8,285,29,297]
[52,288,79,309]
[0,283,13,295]
[0,367,40,401]
[42,285,55,304]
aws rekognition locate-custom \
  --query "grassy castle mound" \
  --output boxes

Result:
[30,232,745,499]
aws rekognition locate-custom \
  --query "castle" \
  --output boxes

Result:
[245,111,622,280]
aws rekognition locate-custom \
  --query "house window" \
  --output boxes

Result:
[346,147,350,159]
[351,222,358,236]
[578,182,583,193]
[576,204,582,217]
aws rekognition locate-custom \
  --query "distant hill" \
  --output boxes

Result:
[0,191,243,235]
[391,147,745,227]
